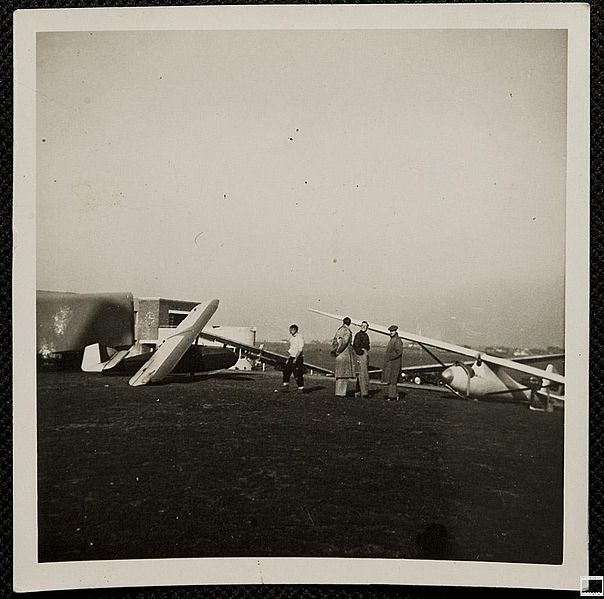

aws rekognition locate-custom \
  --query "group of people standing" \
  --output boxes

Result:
[279,318,404,400]
[331,317,403,401]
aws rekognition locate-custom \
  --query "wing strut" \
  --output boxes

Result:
[417,342,447,367]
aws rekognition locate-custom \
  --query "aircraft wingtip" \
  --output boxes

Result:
[201,299,219,311]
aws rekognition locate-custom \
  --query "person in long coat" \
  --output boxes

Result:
[332,317,355,397]
[382,325,403,400]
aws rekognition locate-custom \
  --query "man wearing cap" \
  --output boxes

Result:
[382,325,403,400]
[331,317,355,397]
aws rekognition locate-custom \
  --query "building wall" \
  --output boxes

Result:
[134,298,160,342]
[158,299,199,328]
[37,290,134,355]
[134,297,199,342]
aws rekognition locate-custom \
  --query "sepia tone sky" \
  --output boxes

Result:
[36,29,567,346]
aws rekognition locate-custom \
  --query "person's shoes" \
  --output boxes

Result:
[361,395,369,399]
[297,386,305,393]
[354,392,361,398]
[529,405,546,412]
[274,384,290,393]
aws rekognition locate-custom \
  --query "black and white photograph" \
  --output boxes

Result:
[13,4,590,592]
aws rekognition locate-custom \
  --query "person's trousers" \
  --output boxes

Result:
[387,382,398,399]
[283,355,304,387]
[356,352,369,396]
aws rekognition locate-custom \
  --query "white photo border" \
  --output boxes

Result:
[13,3,590,592]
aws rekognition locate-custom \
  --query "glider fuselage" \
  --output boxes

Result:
[441,361,531,400]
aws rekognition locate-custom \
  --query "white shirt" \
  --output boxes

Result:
[288,333,304,358]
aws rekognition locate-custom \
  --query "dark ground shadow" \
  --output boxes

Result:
[161,372,256,384]
[301,385,325,394]
[363,388,407,400]
[415,522,457,560]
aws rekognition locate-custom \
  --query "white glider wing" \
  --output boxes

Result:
[129,299,219,386]
[309,308,565,386]
[198,329,334,376]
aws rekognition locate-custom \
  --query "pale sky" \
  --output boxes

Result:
[37,29,567,346]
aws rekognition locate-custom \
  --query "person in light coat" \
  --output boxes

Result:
[382,325,403,400]
[332,317,355,397]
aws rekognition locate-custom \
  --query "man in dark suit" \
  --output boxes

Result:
[353,320,370,398]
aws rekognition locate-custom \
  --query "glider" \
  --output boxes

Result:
[309,308,564,408]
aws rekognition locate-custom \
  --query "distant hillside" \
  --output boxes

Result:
[260,342,461,373]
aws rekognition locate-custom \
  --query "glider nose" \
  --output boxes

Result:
[441,368,454,384]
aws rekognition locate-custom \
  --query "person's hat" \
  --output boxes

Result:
[388,325,398,332]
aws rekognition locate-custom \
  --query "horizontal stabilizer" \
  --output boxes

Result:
[101,348,131,371]
[82,343,130,372]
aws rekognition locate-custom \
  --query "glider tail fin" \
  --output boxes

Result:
[538,364,555,412]
[539,364,554,390]
[81,343,110,372]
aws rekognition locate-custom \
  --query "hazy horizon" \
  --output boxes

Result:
[37,29,567,348]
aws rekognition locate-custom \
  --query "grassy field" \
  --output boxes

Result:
[37,368,564,564]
